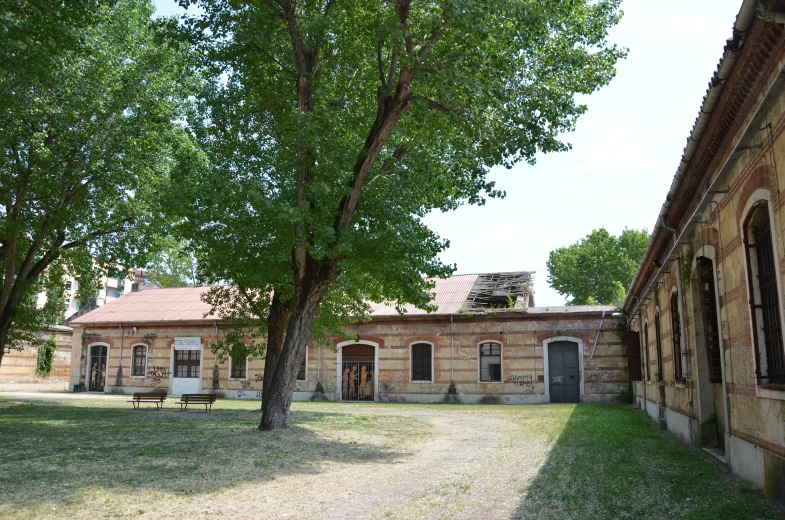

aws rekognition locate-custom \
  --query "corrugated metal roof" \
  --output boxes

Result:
[70,286,217,324]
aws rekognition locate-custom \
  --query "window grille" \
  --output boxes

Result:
[174,350,200,378]
[231,356,246,379]
[132,345,146,377]
[655,312,664,380]
[670,293,683,380]
[411,343,432,381]
[744,204,785,386]
[697,257,723,383]
[479,342,501,382]
[644,324,650,381]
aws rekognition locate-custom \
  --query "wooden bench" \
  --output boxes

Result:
[128,392,167,409]
[176,393,216,411]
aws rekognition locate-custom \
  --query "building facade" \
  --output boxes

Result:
[625,0,785,506]
[68,276,628,404]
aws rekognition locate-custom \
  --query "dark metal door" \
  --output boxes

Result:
[548,342,580,403]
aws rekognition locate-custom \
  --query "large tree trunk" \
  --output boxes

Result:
[261,289,290,412]
[0,318,10,367]
[259,268,334,430]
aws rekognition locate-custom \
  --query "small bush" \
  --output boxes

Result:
[35,336,57,377]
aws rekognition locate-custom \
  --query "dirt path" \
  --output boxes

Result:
[186,407,558,520]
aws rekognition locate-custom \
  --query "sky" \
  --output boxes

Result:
[153,0,745,306]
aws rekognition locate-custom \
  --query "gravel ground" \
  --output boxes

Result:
[0,394,781,520]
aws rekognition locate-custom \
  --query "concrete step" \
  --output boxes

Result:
[703,446,727,465]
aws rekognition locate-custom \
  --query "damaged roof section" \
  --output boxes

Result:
[464,271,535,311]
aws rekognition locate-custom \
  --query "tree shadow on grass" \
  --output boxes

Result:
[512,404,783,520]
[0,399,418,511]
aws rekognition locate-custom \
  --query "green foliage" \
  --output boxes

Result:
[0,0,199,354]
[146,238,196,288]
[35,335,57,377]
[173,0,626,343]
[547,228,649,306]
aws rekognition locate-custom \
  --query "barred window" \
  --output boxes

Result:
[479,342,501,382]
[131,345,147,377]
[670,293,684,381]
[229,344,247,379]
[644,323,650,381]
[411,343,432,381]
[174,349,200,378]
[654,312,664,381]
[744,203,785,386]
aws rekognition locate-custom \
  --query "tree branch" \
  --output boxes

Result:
[60,216,135,251]
[377,40,387,88]
[387,48,398,86]
[417,28,444,63]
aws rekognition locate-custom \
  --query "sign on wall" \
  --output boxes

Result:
[174,337,202,350]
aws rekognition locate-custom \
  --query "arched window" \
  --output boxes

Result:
[644,323,650,382]
[655,312,664,381]
[479,342,502,382]
[131,345,147,377]
[670,293,683,381]
[744,203,785,386]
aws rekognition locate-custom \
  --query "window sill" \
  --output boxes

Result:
[410,380,434,384]
[675,380,686,389]
[228,377,247,381]
[479,381,502,384]
[130,375,146,379]
[756,385,785,401]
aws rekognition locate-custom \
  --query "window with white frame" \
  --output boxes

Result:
[479,342,501,382]
[229,344,247,379]
[744,202,785,386]
[131,345,147,377]
[411,343,432,381]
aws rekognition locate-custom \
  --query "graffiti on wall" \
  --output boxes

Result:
[378,371,406,382]
[505,374,534,392]
[147,367,170,385]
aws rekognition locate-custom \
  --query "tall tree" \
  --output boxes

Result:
[0,0,197,362]
[178,0,626,429]
[547,227,649,306]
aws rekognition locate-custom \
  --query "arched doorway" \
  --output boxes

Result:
[87,343,109,392]
[337,341,377,401]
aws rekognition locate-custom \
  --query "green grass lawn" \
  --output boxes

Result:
[0,395,781,519]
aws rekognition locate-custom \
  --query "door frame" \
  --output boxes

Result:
[336,339,379,402]
[543,336,585,403]
[169,337,204,396]
[85,342,110,392]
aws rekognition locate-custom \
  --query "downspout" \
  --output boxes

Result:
[117,323,124,389]
[450,314,455,381]
[213,321,219,390]
[590,310,606,358]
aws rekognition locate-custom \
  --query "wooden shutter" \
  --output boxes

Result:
[626,330,642,381]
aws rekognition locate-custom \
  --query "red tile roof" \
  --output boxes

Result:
[368,274,479,316]
[70,286,217,324]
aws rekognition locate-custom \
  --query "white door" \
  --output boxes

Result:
[171,337,202,396]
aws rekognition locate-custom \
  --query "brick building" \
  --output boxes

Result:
[625,0,785,506]
[68,273,628,404]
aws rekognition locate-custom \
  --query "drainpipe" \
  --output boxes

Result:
[590,310,606,359]
[450,315,455,381]
[117,322,124,389]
